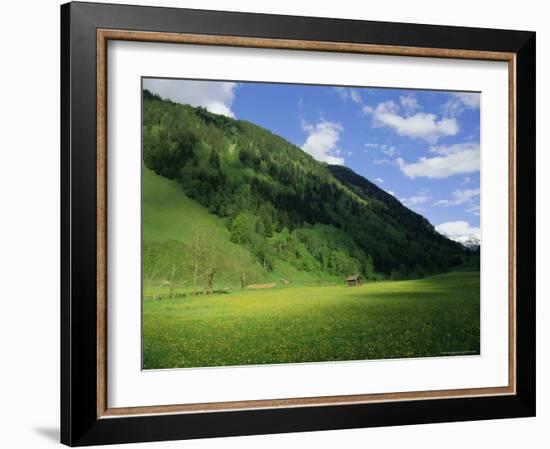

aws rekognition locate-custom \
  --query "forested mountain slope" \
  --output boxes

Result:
[142,89,465,286]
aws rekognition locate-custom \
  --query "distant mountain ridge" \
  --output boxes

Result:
[142,89,467,278]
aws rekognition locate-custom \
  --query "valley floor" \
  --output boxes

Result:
[142,270,480,369]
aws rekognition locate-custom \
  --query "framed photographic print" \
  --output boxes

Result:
[60,1,536,446]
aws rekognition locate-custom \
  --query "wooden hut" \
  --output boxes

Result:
[345,274,362,286]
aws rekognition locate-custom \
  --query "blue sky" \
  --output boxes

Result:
[143,78,481,245]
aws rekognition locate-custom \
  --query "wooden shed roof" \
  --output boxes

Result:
[346,275,361,281]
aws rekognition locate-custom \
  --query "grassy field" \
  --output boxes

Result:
[143,270,480,369]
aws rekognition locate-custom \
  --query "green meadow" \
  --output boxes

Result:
[143,270,480,369]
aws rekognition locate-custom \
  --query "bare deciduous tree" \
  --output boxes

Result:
[189,231,227,295]
[234,249,255,289]
[161,264,177,299]
[190,233,207,296]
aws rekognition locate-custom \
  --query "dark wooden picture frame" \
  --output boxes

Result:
[61,1,536,446]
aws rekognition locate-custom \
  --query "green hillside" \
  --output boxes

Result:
[327,165,463,272]
[142,89,468,295]
[142,166,336,298]
[142,162,231,243]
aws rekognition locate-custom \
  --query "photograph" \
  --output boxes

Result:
[141,78,481,370]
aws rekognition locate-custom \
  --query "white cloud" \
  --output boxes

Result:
[400,194,431,207]
[466,204,481,216]
[400,94,421,114]
[435,188,480,206]
[363,100,459,143]
[385,190,395,196]
[382,146,397,157]
[143,78,238,118]
[444,92,480,117]
[374,177,384,184]
[435,221,481,245]
[462,176,471,185]
[364,143,398,157]
[334,87,362,103]
[350,89,363,103]
[301,119,345,165]
[429,142,478,156]
[334,87,349,102]
[362,105,374,114]
[454,93,480,108]
[397,142,480,179]
[373,158,391,165]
